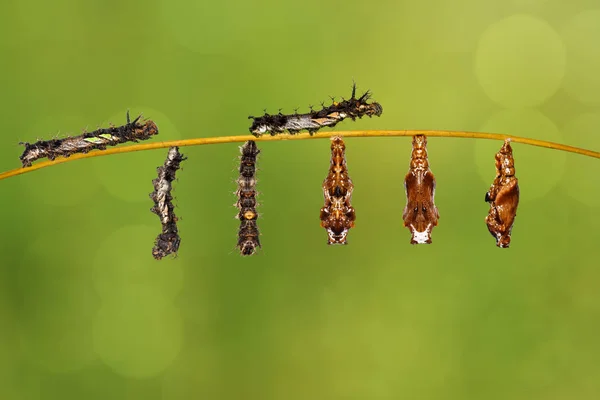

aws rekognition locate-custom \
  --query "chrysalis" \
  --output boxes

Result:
[150,146,186,260]
[485,139,519,248]
[235,140,261,256]
[249,83,383,137]
[319,136,356,245]
[402,135,440,244]
[19,111,158,167]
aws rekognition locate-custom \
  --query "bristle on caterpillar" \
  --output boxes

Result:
[19,111,158,167]
[484,139,519,248]
[402,135,440,244]
[249,83,383,137]
[150,146,186,260]
[236,140,261,256]
[319,136,356,245]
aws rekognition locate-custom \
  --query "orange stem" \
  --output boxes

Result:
[1,130,598,182]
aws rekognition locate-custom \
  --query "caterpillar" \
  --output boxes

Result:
[248,83,383,137]
[19,111,158,167]
[319,136,356,245]
[235,140,261,256]
[150,146,186,260]
[485,139,519,248]
[402,135,440,244]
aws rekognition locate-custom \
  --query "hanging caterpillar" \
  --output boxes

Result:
[235,140,261,256]
[150,146,186,260]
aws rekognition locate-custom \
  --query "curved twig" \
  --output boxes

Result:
[0,130,598,182]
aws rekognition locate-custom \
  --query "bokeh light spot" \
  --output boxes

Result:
[93,285,183,379]
[92,225,184,301]
[17,232,99,373]
[560,9,600,105]
[474,14,565,108]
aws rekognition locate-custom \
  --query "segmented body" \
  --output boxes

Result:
[19,112,158,167]
[320,136,356,245]
[249,84,383,137]
[402,135,440,244]
[485,139,519,248]
[150,146,186,260]
[236,140,261,255]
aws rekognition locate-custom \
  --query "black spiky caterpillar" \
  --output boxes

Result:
[19,111,159,167]
[150,146,186,260]
[248,83,383,137]
[235,140,261,256]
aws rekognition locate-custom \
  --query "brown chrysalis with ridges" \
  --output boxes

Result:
[248,83,383,137]
[319,136,356,245]
[19,111,158,167]
[402,135,440,244]
[485,138,519,248]
[235,140,261,256]
[150,146,186,260]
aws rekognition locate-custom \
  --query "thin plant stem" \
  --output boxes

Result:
[1,129,598,182]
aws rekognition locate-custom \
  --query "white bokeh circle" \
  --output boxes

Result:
[17,231,99,373]
[93,225,183,299]
[93,285,183,379]
[560,9,600,105]
[92,224,184,300]
[474,14,565,108]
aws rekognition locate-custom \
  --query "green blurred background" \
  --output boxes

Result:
[1,0,600,399]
